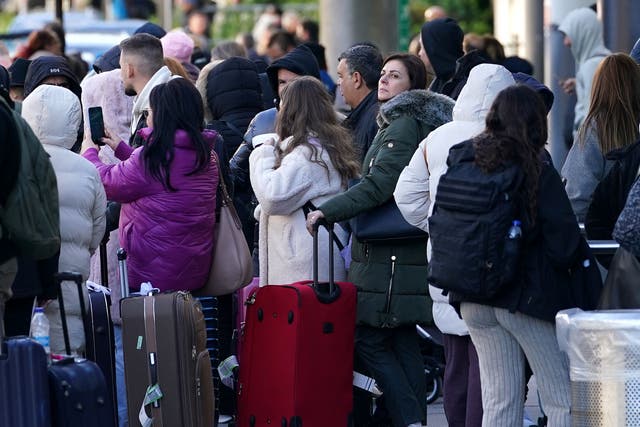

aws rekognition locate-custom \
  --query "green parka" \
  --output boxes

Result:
[320,90,454,328]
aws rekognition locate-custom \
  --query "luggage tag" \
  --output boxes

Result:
[86,281,111,295]
[218,355,239,389]
[139,383,163,427]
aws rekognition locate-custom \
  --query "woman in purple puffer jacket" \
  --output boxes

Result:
[82,78,219,292]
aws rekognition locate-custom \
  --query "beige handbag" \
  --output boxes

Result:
[194,153,253,296]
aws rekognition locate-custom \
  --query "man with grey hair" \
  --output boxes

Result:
[337,43,383,162]
[119,33,172,145]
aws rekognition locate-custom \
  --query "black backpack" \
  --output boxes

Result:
[427,142,524,299]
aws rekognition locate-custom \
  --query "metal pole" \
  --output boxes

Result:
[523,0,544,82]
[55,0,63,26]
[545,0,593,171]
[598,0,640,53]
[320,0,398,81]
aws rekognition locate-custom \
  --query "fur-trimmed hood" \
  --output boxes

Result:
[377,89,454,129]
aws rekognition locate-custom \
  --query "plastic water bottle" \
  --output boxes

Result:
[503,220,522,284]
[30,307,50,357]
[507,220,522,240]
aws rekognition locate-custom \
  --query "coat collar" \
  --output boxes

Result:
[377,89,454,130]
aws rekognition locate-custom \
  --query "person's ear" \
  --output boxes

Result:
[124,62,134,79]
[352,71,363,90]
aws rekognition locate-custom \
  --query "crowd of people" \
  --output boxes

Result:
[1,3,640,427]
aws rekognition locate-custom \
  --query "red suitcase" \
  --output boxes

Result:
[234,277,259,365]
[237,222,356,427]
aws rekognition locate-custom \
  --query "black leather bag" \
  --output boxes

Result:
[350,197,428,242]
[598,246,640,309]
[569,237,603,310]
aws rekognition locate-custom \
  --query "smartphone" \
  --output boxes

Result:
[88,106,105,145]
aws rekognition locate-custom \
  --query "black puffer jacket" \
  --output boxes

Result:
[205,57,263,156]
[204,57,263,248]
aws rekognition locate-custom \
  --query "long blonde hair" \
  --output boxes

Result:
[275,76,360,185]
[578,53,640,154]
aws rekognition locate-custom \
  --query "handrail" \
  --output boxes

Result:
[587,240,620,255]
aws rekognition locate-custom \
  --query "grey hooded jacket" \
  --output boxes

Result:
[559,8,610,133]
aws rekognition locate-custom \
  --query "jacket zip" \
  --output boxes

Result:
[384,255,397,314]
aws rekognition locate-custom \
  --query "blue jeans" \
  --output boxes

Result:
[114,324,129,427]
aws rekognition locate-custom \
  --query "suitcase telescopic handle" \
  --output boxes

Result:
[53,272,86,356]
[117,248,129,299]
[312,220,335,296]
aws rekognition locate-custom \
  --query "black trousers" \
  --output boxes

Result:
[356,325,426,427]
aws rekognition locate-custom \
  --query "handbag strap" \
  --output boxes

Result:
[211,150,242,229]
[302,201,345,252]
[223,121,251,145]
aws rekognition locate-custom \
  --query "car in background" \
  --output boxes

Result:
[1,10,146,65]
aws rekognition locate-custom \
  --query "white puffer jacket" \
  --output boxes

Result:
[250,136,348,287]
[22,85,107,354]
[394,64,515,336]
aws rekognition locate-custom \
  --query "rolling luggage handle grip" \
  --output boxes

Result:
[117,248,130,299]
[53,272,87,356]
[312,221,341,303]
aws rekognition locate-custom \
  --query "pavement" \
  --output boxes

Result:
[427,376,545,427]
[220,376,545,427]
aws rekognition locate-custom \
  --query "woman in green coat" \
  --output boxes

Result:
[306,53,454,427]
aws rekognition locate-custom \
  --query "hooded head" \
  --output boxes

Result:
[201,56,263,122]
[266,44,320,104]
[161,31,195,63]
[23,55,81,100]
[559,8,608,66]
[22,85,81,149]
[420,18,464,80]
[8,58,31,87]
[0,65,11,107]
[134,22,167,39]
[512,72,554,114]
[93,45,121,73]
[453,63,515,122]
[81,69,134,145]
[0,65,9,89]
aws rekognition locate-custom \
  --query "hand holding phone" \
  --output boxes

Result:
[88,106,105,145]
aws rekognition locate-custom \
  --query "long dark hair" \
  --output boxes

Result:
[144,78,210,191]
[473,85,548,223]
[275,76,359,185]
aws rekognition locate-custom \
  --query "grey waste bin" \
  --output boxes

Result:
[556,309,640,427]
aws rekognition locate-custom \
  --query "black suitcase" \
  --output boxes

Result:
[85,242,118,423]
[86,284,117,423]
[49,272,116,427]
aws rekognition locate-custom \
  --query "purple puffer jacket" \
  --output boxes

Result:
[84,128,218,291]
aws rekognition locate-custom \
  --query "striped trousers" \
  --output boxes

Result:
[461,303,571,427]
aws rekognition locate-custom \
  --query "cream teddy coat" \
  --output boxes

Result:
[250,136,348,287]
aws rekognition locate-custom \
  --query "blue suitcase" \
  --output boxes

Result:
[0,335,52,427]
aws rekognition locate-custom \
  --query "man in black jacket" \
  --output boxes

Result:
[419,18,488,101]
[337,44,383,163]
